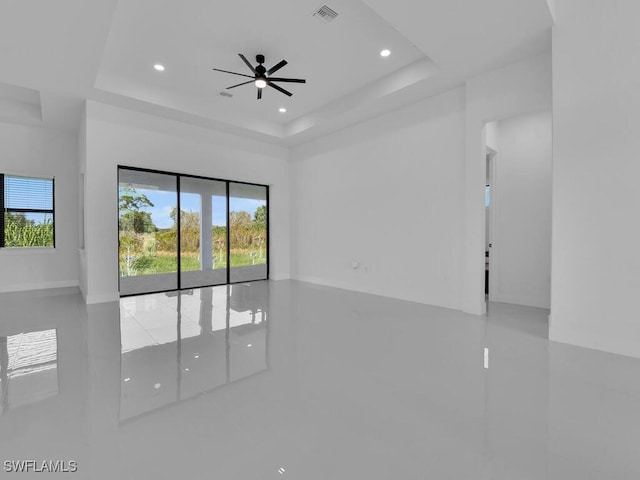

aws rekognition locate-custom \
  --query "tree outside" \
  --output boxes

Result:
[118,185,267,277]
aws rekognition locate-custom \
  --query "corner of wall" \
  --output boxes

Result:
[86,292,120,305]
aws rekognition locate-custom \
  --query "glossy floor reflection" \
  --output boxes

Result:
[1,281,640,479]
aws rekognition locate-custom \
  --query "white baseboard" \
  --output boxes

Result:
[293,274,364,293]
[269,272,290,281]
[490,292,550,309]
[0,280,79,293]
[85,292,120,304]
[291,274,461,311]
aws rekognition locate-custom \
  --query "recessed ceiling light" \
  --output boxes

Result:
[380,49,391,57]
[279,107,287,113]
[154,64,165,71]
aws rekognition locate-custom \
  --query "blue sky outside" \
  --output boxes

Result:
[123,188,265,229]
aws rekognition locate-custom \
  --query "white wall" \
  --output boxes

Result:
[550,0,640,358]
[291,88,466,310]
[0,123,79,292]
[463,52,552,315]
[82,101,290,304]
[485,122,498,152]
[491,111,552,308]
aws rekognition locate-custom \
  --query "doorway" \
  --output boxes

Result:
[485,149,495,299]
[482,112,552,309]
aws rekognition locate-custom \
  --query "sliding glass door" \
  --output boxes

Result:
[118,167,268,296]
[179,177,227,289]
[229,182,268,283]
[118,169,178,295]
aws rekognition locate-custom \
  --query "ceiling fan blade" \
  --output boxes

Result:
[266,59,288,76]
[258,88,263,100]
[213,68,254,79]
[268,82,292,97]
[238,53,258,74]
[226,80,254,89]
[267,77,306,83]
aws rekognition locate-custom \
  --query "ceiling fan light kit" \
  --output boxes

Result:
[213,54,306,100]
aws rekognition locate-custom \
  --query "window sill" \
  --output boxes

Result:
[0,247,57,256]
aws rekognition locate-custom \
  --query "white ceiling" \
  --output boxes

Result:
[0,0,554,145]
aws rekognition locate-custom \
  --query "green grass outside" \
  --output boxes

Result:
[120,252,266,276]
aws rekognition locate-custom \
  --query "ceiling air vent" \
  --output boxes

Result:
[313,5,338,23]
[219,91,233,98]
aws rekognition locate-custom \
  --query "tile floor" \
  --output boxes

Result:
[1,280,639,479]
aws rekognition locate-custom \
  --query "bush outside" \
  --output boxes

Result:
[4,213,54,247]
[118,188,266,277]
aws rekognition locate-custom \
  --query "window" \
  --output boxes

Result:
[117,166,268,296]
[1,174,55,248]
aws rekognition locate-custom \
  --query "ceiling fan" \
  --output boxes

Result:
[213,54,306,100]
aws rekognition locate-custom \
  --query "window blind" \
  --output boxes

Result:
[1,174,55,248]
[4,176,54,211]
